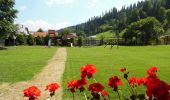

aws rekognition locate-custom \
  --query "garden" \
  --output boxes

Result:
[1,46,170,99]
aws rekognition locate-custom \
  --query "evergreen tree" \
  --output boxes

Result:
[37,28,44,32]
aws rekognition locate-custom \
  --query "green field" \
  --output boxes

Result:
[95,30,115,39]
[0,46,57,83]
[63,46,170,99]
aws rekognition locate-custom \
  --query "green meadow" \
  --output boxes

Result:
[63,45,170,99]
[0,46,57,83]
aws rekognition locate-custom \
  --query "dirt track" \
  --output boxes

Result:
[0,48,67,100]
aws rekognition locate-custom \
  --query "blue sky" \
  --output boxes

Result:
[15,0,143,31]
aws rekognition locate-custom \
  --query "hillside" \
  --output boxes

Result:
[95,31,115,39]
[59,0,170,38]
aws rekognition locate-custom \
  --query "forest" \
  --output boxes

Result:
[59,0,170,45]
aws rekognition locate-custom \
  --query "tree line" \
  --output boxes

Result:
[59,0,170,45]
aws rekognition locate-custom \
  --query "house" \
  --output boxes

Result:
[48,30,58,38]
[65,33,77,46]
[66,33,77,39]
[18,24,30,35]
[33,32,47,37]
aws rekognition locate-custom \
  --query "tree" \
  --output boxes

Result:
[27,34,34,46]
[122,17,164,45]
[130,8,140,22]
[37,28,44,32]
[166,9,170,25]
[0,0,18,38]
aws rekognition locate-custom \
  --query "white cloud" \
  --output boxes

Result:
[22,20,71,31]
[88,0,98,8]
[45,0,74,6]
[19,5,27,11]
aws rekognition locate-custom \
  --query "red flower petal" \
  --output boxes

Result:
[46,83,60,92]
[88,83,104,93]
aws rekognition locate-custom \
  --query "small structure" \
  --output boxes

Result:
[33,32,47,37]
[66,33,77,46]
[162,35,170,45]
[48,30,58,38]
[66,33,77,39]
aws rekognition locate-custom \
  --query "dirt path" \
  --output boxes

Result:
[0,48,67,100]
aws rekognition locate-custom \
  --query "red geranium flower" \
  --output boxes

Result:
[88,83,104,93]
[80,64,97,79]
[76,79,88,89]
[102,91,108,97]
[23,86,41,100]
[120,67,126,72]
[108,76,122,91]
[67,79,88,93]
[128,77,138,86]
[147,66,158,77]
[46,83,60,92]
[67,80,78,92]
[146,75,170,100]
[137,77,147,86]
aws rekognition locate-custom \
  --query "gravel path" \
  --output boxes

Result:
[0,48,67,100]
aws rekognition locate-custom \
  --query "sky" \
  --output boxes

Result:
[15,0,143,31]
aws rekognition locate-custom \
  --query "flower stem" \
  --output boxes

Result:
[93,78,97,82]
[72,93,75,100]
[126,79,135,95]
[117,91,121,100]
[108,95,111,100]
[83,92,88,100]
[118,90,126,100]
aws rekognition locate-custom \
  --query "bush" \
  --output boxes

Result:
[35,36,43,45]
[16,33,25,45]
[77,36,83,47]
[27,34,34,46]
[44,35,50,46]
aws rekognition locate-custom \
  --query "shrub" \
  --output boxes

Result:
[77,36,83,47]
[16,33,25,45]
[27,34,34,46]
[35,36,43,45]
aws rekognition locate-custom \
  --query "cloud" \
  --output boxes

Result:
[22,20,71,31]
[88,0,98,8]
[45,0,74,6]
[19,5,27,11]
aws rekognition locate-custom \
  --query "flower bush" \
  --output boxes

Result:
[23,64,170,100]
[23,86,41,100]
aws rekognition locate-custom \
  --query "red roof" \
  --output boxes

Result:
[48,30,58,37]
[66,33,77,39]
[34,32,47,37]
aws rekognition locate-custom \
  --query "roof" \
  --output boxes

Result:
[66,33,77,39]
[48,30,56,34]
[34,32,47,37]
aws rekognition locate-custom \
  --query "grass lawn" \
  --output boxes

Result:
[0,46,57,83]
[63,45,170,99]
[95,30,115,39]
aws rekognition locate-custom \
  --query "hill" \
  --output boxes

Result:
[59,0,170,38]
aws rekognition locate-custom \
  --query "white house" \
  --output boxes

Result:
[17,24,30,35]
